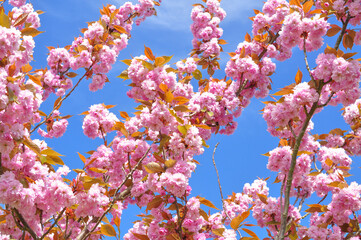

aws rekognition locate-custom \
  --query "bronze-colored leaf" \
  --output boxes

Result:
[144,45,155,61]
[100,224,116,237]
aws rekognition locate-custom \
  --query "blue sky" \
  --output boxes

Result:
[26,0,361,238]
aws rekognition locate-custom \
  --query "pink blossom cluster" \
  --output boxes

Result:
[38,110,68,138]
[263,83,317,138]
[277,12,329,53]
[11,3,41,29]
[82,104,118,139]
[190,0,226,58]
[252,0,289,36]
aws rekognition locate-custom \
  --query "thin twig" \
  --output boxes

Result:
[212,143,242,238]
[30,64,94,134]
[303,37,314,81]
[40,208,66,240]
[173,196,184,239]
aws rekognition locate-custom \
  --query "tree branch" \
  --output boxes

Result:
[76,146,152,240]
[334,14,351,51]
[12,208,38,240]
[40,208,66,240]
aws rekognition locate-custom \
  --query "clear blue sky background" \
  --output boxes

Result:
[23,0,361,238]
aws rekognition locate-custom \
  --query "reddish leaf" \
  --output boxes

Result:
[144,45,155,61]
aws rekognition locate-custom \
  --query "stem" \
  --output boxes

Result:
[277,99,319,239]
[334,14,351,51]
[39,208,66,240]
[212,143,242,238]
[30,64,94,134]
[303,38,314,81]
[173,197,184,239]
[12,208,39,240]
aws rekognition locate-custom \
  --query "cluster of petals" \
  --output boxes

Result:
[82,104,118,139]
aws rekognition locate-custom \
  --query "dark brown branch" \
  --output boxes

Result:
[13,208,39,240]
[334,14,351,51]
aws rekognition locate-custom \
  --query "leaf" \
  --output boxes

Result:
[173,105,190,112]
[327,181,348,189]
[114,215,120,227]
[272,84,295,96]
[165,91,174,103]
[88,167,107,173]
[119,111,130,120]
[162,55,173,65]
[13,12,29,27]
[242,228,260,240]
[121,59,132,66]
[73,169,85,174]
[279,139,288,147]
[195,124,211,130]
[0,10,10,28]
[177,125,188,136]
[343,34,353,50]
[21,64,32,73]
[257,193,268,204]
[144,45,155,61]
[66,72,78,78]
[245,33,251,42]
[144,162,164,173]
[113,25,128,34]
[104,104,116,109]
[8,63,16,77]
[289,0,301,7]
[173,96,189,104]
[27,74,42,86]
[100,224,116,237]
[53,96,63,110]
[218,39,227,45]
[21,27,44,37]
[155,57,165,66]
[146,196,163,211]
[192,69,202,80]
[138,59,154,70]
[324,45,337,55]
[41,148,64,157]
[197,196,219,210]
[117,70,129,80]
[305,204,325,213]
[326,25,341,37]
[212,228,225,237]
[22,138,41,155]
[325,158,333,167]
[295,69,302,84]
[112,121,129,137]
[160,158,175,169]
[307,171,321,176]
[302,0,313,13]
[159,83,168,92]
[133,233,150,240]
[231,211,250,230]
[199,208,209,221]
[343,52,357,59]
